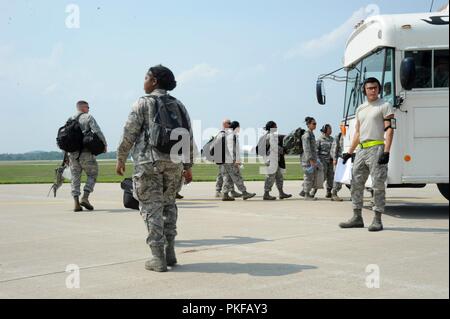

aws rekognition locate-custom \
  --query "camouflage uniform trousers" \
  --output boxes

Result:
[320,157,334,191]
[69,151,98,197]
[216,168,223,192]
[302,165,315,195]
[133,161,183,248]
[331,160,343,195]
[221,163,247,193]
[264,167,284,193]
[332,181,343,195]
[351,145,388,213]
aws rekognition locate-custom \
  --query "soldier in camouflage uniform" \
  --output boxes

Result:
[310,124,334,199]
[340,77,395,232]
[301,117,319,201]
[214,119,241,198]
[116,65,194,272]
[220,121,256,201]
[259,121,292,200]
[68,101,107,212]
[330,132,344,201]
[215,170,224,197]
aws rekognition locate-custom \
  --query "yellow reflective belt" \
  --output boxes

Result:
[360,140,384,149]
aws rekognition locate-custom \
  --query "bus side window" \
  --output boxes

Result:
[434,50,449,88]
[405,50,432,88]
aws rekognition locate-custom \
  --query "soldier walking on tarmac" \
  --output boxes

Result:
[215,119,242,199]
[68,101,107,212]
[301,117,319,201]
[220,121,256,201]
[310,124,334,199]
[258,121,292,200]
[330,130,344,201]
[339,77,395,232]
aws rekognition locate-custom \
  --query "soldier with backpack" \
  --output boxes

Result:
[203,119,243,199]
[212,121,256,201]
[57,100,107,212]
[257,121,292,201]
[116,65,194,273]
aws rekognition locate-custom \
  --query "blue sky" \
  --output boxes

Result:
[0,0,447,153]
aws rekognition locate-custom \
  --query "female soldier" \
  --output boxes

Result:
[259,121,292,200]
[221,121,256,201]
[310,124,334,199]
[301,117,319,201]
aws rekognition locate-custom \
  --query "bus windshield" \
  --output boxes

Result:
[343,48,395,118]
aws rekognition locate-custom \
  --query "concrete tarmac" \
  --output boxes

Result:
[0,182,448,299]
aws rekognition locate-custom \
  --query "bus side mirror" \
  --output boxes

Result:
[400,57,416,90]
[316,79,326,105]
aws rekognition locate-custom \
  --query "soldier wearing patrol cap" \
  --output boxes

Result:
[339,77,395,232]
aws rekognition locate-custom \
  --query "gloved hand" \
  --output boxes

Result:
[342,153,355,164]
[378,152,390,165]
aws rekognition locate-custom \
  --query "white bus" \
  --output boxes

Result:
[316,10,449,200]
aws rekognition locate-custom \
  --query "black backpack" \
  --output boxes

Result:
[56,114,84,153]
[145,95,190,155]
[297,128,307,155]
[83,131,106,156]
[120,178,139,210]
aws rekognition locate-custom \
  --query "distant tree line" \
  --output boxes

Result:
[0,151,118,161]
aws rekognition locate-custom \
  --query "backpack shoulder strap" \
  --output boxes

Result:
[142,95,161,124]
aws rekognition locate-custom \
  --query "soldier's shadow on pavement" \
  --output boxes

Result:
[171,263,317,277]
[384,203,449,220]
[95,209,138,213]
[177,236,271,248]
[383,227,448,234]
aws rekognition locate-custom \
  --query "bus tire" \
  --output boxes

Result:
[437,184,449,201]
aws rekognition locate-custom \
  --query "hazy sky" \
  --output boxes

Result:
[0,0,446,153]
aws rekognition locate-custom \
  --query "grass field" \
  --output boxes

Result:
[0,159,304,184]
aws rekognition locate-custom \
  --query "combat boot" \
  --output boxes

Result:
[326,189,332,199]
[309,189,317,197]
[231,190,243,198]
[331,193,343,202]
[73,196,83,212]
[368,211,384,232]
[305,194,318,201]
[222,192,235,201]
[176,193,184,199]
[299,190,306,197]
[165,236,177,266]
[215,191,222,198]
[263,192,277,201]
[242,191,256,200]
[339,209,365,228]
[279,190,292,200]
[145,246,168,272]
[80,192,94,211]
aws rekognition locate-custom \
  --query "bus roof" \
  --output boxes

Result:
[344,12,449,67]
